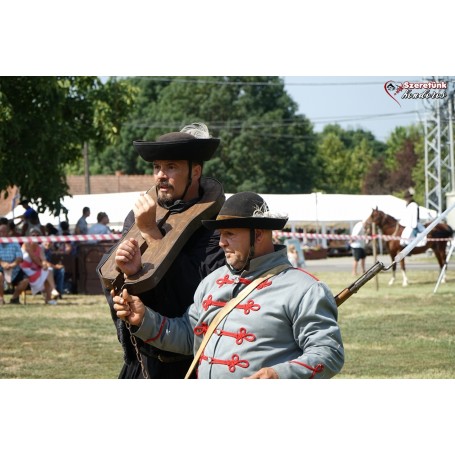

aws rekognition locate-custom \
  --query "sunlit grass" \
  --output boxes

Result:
[314,264,455,379]
[0,294,123,379]
[0,260,454,379]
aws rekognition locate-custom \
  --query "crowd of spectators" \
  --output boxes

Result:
[0,202,116,304]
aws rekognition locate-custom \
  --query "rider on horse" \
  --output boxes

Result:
[399,188,425,246]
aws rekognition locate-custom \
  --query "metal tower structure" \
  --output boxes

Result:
[423,77,455,215]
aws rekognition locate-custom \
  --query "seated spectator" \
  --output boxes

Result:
[58,221,74,254]
[43,240,65,297]
[45,223,59,236]
[7,220,20,237]
[59,221,70,235]
[0,221,30,304]
[20,227,60,305]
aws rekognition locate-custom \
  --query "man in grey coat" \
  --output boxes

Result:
[112,192,344,379]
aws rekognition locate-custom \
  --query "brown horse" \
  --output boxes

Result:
[364,208,453,286]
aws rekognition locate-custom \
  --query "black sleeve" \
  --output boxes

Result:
[97,210,138,364]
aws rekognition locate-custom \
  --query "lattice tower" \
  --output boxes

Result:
[423,77,455,214]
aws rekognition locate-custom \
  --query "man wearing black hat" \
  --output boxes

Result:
[99,123,226,379]
[112,192,344,379]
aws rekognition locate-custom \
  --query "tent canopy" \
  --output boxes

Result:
[227,192,437,228]
[4,191,437,232]
[5,192,142,232]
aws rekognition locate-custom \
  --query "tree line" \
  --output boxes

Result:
[0,76,425,215]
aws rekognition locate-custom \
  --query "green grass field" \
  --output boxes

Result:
[1,258,454,379]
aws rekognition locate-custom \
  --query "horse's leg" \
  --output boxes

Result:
[401,259,408,287]
[435,244,447,284]
[388,253,396,285]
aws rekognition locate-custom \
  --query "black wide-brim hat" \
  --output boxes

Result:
[202,192,288,230]
[133,132,220,162]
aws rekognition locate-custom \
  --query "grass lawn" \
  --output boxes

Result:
[0,294,123,379]
[0,259,454,379]
[321,263,455,378]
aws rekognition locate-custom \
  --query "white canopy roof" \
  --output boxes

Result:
[5,191,437,232]
[5,192,142,232]
[227,192,437,228]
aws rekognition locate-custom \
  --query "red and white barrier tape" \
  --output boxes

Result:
[0,233,122,244]
[273,231,453,242]
[0,231,452,244]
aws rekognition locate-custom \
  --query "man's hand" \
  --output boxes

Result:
[246,367,279,379]
[134,193,163,242]
[111,288,145,326]
[115,238,142,277]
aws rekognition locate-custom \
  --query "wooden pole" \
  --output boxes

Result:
[83,141,91,194]
[372,222,379,290]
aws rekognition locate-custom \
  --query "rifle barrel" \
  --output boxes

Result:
[335,261,385,306]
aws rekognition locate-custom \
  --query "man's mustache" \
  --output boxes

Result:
[158,181,174,191]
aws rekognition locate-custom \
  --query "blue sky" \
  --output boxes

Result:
[283,76,424,141]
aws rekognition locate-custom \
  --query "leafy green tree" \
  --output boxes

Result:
[0,76,136,214]
[88,77,171,175]
[93,76,318,193]
[362,124,424,200]
[314,125,384,194]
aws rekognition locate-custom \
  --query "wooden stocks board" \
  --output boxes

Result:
[97,177,225,295]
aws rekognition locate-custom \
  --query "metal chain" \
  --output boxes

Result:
[116,283,149,379]
[125,320,149,379]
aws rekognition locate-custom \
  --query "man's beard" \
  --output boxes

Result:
[157,183,175,205]
[157,193,174,205]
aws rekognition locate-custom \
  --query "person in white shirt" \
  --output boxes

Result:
[88,212,111,235]
[399,189,423,246]
[350,221,366,275]
[87,212,111,244]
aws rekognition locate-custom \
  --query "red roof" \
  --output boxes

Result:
[66,175,153,195]
[0,175,153,216]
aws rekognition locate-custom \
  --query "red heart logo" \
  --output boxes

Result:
[384,80,402,107]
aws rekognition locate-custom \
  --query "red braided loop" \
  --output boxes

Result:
[202,295,226,311]
[199,352,207,365]
[236,299,261,315]
[209,354,250,373]
[216,275,234,287]
[310,363,324,378]
[257,279,272,290]
[193,322,209,336]
[290,361,325,378]
[215,327,256,345]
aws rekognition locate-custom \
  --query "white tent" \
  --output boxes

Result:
[225,192,437,248]
[227,192,437,227]
[5,192,142,232]
[5,191,437,234]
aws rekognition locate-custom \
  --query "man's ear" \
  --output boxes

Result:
[192,163,202,180]
[255,229,265,242]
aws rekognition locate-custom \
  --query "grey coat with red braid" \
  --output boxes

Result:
[132,245,344,379]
